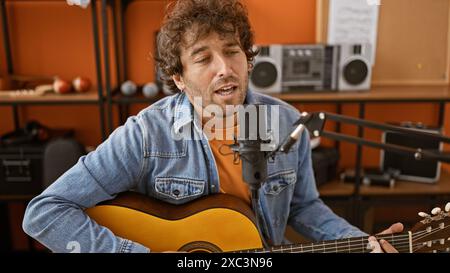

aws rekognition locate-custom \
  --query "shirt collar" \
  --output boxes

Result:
[173,92,195,134]
[172,89,261,133]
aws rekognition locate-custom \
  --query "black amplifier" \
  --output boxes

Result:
[381,122,442,183]
[312,147,340,186]
[0,142,46,195]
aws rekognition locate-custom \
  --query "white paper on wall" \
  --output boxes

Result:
[327,0,380,64]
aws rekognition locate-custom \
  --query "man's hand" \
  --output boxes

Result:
[368,222,404,253]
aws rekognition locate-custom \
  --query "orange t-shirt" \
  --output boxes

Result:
[205,124,251,206]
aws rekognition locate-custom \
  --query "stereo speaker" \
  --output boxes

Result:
[249,45,283,93]
[337,44,372,91]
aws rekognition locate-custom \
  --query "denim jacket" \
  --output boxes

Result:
[22,90,366,253]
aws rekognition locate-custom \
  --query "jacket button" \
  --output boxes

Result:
[172,189,180,196]
[272,185,279,192]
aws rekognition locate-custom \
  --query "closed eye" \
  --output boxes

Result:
[226,51,240,56]
[195,57,210,64]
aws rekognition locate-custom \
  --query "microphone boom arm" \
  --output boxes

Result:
[274,111,450,164]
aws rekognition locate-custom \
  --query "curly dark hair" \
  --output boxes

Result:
[155,0,258,93]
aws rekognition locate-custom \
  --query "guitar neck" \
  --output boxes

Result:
[236,233,412,253]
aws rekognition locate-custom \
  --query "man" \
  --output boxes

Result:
[23,0,402,253]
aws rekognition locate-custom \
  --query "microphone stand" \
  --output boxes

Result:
[229,110,450,248]
[227,104,274,248]
[275,111,450,163]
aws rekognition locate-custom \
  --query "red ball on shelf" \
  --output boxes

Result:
[53,78,72,94]
[73,76,92,93]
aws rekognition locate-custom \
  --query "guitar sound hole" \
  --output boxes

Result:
[179,241,223,253]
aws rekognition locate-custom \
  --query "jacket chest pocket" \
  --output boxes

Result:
[263,169,296,195]
[155,177,205,203]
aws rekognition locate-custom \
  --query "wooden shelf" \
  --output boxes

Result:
[0,195,35,201]
[319,169,450,197]
[104,85,450,106]
[318,180,355,197]
[273,85,450,103]
[359,170,450,196]
[111,89,165,104]
[0,91,100,105]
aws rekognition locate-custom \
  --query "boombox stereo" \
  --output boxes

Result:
[380,122,442,183]
[249,44,372,93]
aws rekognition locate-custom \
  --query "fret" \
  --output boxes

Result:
[362,237,364,253]
[348,238,351,253]
[408,231,413,253]
[335,240,338,253]
[304,243,310,253]
[322,241,326,253]
[365,236,370,253]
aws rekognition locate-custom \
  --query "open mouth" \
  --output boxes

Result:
[214,85,238,96]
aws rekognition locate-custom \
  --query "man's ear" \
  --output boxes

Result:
[248,62,253,73]
[172,74,185,91]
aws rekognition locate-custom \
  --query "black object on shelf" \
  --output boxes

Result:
[340,167,398,188]
[43,138,86,189]
[381,122,442,183]
[0,122,76,195]
[312,147,340,187]
[0,142,46,195]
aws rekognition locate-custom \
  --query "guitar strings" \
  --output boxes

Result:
[237,224,448,253]
[265,241,415,253]
[245,227,442,253]
[412,223,449,242]
[247,238,414,253]
[270,234,412,252]
[411,223,450,252]
[252,240,424,253]
[251,237,410,253]
[297,224,450,253]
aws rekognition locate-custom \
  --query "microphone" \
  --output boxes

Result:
[279,112,309,153]
[234,104,271,190]
[273,112,326,156]
[232,104,275,248]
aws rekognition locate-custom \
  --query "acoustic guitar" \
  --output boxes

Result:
[85,191,450,253]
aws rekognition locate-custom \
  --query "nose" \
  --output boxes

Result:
[213,53,233,79]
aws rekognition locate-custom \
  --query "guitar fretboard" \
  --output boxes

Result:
[235,233,412,253]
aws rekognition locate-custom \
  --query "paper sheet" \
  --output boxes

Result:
[327,0,380,64]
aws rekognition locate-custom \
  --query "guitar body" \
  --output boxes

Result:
[86,192,263,252]
[86,191,450,253]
